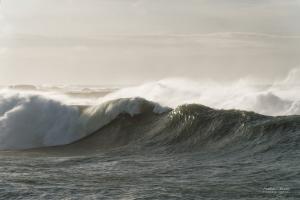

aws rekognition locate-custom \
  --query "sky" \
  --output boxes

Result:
[0,0,300,85]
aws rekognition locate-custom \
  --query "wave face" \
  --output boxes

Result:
[70,103,300,154]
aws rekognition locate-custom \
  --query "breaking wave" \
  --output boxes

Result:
[0,92,168,150]
[0,93,299,152]
[0,69,300,151]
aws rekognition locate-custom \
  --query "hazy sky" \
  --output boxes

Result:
[0,0,299,85]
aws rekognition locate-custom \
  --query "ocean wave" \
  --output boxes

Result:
[0,92,169,150]
[1,93,298,153]
[1,69,300,151]
[62,103,300,154]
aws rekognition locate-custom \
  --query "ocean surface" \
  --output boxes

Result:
[0,79,300,199]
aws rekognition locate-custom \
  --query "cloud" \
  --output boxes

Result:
[0,2,13,36]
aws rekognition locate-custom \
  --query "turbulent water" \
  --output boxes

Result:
[0,76,300,199]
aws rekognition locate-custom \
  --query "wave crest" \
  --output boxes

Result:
[0,92,169,150]
[0,93,83,149]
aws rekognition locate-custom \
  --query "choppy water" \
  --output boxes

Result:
[0,80,300,199]
[0,144,299,199]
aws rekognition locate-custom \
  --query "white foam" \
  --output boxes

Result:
[0,93,85,149]
[0,91,167,150]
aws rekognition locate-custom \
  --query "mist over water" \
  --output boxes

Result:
[103,68,300,116]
